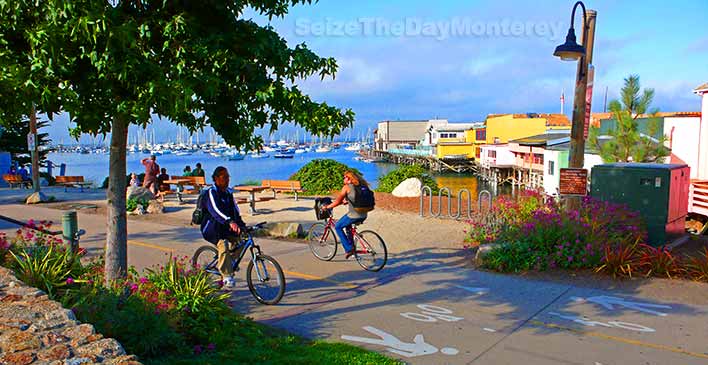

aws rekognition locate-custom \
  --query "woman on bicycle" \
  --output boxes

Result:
[321,171,370,259]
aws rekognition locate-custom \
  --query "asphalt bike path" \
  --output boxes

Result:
[2,204,707,364]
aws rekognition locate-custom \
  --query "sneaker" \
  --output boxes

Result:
[345,250,356,259]
[223,276,236,288]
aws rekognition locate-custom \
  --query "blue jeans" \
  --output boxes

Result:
[335,215,365,253]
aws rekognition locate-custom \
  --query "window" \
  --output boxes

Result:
[476,129,486,140]
[493,137,500,144]
[548,160,555,175]
[533,154,544,164]
[488,150,497,158]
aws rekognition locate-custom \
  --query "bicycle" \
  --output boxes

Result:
[192,222,286,305]
[307,210,387,272]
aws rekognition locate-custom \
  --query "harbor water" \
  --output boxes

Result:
[47,149,500,195]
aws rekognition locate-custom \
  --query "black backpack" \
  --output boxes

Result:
[350,184,375,213]
[191,189,211,225]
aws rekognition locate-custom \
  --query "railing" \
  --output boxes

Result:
[689,180,708,218]
[387,148,433,157]
[419,186,493,220]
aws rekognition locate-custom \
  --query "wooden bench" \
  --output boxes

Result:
[162,175,210,202]
[56,176,92,192]
[2,174,31,189]
[261,180,305,200]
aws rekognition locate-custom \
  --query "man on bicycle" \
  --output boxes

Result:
[321,171,372,259]
[200,166,246,288]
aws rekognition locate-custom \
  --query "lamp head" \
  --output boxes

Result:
[554,28,586,61]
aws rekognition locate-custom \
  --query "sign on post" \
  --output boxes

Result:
[584,65,595,140]
[27,133,35,150]
[559,168,588,196]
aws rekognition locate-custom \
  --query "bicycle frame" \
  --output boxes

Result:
[321,216,364,252]
[230,232,272,282]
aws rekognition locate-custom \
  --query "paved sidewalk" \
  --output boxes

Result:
[2,203,708,364]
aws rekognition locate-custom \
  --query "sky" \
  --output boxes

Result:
[44,0,708,144]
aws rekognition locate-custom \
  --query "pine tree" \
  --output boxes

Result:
[588,75,669,163]
[0,117,51,167]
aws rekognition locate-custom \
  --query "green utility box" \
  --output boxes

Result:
[591,163,690,246]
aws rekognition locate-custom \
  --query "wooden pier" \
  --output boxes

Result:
[362,150,478,174]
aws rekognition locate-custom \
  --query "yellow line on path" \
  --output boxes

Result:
[128,240,174,252]
[128,240,356,289]
[529,320,708,360]
[282,270,358,289]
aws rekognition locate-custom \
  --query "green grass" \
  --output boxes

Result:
[146,321,402,365]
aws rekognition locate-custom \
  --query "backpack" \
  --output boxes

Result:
[191,189,211,225]
[350,184,375,213]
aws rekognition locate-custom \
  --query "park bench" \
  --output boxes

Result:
[2,174,31,189]
[261,179,304,201]
[55,176,92,192]
[162,175,211,202]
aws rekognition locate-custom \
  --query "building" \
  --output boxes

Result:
[430,122,482,160]
[693,82,708,180]
[507,133,570,190]
[479,144,516,184]
[543,142,605,196]
[485,113,571,145]
[375,119,447,151]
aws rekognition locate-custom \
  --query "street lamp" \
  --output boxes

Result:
[554,1,596,210]
[554,2,587,61]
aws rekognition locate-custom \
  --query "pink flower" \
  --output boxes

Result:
[139,277,148,284]
[66,277,75,285]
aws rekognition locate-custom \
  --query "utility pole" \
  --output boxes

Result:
[567,9,597,210]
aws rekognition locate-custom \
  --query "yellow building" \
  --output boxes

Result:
[433,123,482,159]
[485,113,571,144]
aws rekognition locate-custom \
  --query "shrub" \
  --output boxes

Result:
[686,248,708,282]
[638,244,683,279]
[482,241,537,272]
[376,164,438,194]
[290,159,362,195]
[127,197,149,212]
[0,233,11,266]
[595,237,642,278]
[10,243,85,298]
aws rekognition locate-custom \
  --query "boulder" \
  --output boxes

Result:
[25,192,48,204]
[392,178,423,198]
[474,243,502,267]
[264,222,305,238]
[131,205,145,215]
[126,186,154,201]
[146,200,164,214]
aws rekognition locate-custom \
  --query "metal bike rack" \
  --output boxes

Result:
[419,186,492,220]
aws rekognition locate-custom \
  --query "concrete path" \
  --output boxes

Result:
[2,202,708,364]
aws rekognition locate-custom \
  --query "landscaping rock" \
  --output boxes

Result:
[474,243,502,267]
[131,205,145,215]
[146,200,164,214]
[392,178,422,198]
[126,186,154,201]
[25,192,49,204]
[264,222,305,238]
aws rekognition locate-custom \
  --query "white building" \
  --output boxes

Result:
[693,82,708,180]
[543,143,604,196]
[376,119,447,151]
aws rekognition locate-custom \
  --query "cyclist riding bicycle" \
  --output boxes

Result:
[321,171,374,259]
[200,166,247,288]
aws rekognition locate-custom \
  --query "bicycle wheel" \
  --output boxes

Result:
[192,245,220,277]
[355,230,388,272]
[307,222,338,261]
[246,254,286,305]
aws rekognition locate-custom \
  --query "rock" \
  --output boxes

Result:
[0,330,40,352]
[131,205,145,215]
[264,222,305,238]
[146,200,164,214]
[37,344,72,361]
[25,192,49,204]
[392,178,423,198]
[75,338,126,359]
[474,243,502,267]
[0,350,36,365]
[126,186,154,201]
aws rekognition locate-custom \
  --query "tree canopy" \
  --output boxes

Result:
[588,75,669,163]
[0,0,354,282]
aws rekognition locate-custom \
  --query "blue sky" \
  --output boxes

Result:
[47,0,708,144]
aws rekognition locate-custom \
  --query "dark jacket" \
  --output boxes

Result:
[200,186,246,244]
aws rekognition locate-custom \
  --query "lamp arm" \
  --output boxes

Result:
[569,1,587,41]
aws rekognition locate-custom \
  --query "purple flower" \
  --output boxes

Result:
[66,277,75,285]
[194,345,203,355]
[207,343,216,352]
[139,277,148,284]
[567,256,573,262]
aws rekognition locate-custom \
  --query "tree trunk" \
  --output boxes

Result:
[105,115,129,285]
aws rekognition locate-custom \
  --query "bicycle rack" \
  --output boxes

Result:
[419,186,493,220]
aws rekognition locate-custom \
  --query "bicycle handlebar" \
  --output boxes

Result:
[246,222,267,232]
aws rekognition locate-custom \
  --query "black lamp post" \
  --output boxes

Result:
[554,1,596,209]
